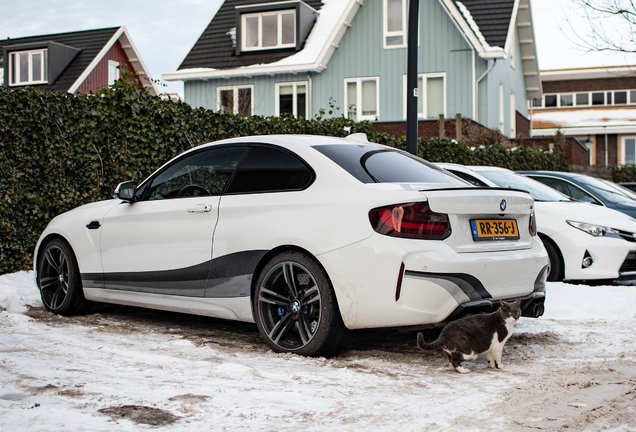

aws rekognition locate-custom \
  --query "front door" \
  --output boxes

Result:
[100,145,249,296]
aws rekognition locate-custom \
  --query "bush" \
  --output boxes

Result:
[0,81,567,274]
[610,165,636,183]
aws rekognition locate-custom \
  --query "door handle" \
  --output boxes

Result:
[187,204,213,213]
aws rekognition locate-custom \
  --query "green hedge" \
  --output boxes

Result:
[0,81,567,274]
[611,165,636,183]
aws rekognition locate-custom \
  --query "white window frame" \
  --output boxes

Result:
[613,90,629,105]
[559,93,574,107]
[8,49,48,86]
[621,136,636,165]
[216,85,254,116]
[344,77,380,121]
[275,81,309,118]
[536,89,636,108]
[384,0,408,49]
[510,91,516,138]
[402,73,446,119]
[241,10,296,52]
[498,81,505,132]
[108,60,120,86]
[542,93,558,108]
[575,92,590,106]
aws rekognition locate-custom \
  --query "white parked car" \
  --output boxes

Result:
[437,164,636,283]
[34,135,548,357]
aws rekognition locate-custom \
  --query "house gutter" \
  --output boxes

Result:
[471,46,476,120]
[307,72,312,117]
[475,59,496,123]
[529,100,533,137]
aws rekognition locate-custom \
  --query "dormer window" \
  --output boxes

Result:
[242,10,296,51]
[235,1,317,55]
[9,49,48,85]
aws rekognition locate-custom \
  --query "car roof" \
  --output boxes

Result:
[434,163,501,186]
[165,134,395,167]
[466,165,514,173]
[202,134,390,150]
[436,163,511,172]
[518,170,583,179]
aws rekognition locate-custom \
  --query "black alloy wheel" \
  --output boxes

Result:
[37,239,92,315]
[254,251,348,357]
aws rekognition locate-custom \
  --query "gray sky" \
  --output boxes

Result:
[1,0,224,95]
[2,0,634,97]
[531,0,636,71]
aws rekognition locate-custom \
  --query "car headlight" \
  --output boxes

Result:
[566,221,622,239]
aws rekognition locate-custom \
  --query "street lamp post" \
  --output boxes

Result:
[406,0,420,156]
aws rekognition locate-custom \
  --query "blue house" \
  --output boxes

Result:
[162,0,541,138]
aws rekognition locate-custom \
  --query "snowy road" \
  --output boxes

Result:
[1,271,635,431]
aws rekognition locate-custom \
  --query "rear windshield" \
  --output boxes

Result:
[313,144,466,184]
[478,170,571,202]
[582,177,636,205]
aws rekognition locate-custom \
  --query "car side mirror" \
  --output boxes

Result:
[114,181,138,202]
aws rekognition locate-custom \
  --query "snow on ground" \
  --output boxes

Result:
[1,271,636,431]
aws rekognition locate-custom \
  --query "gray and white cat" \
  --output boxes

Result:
[417,299,522,373]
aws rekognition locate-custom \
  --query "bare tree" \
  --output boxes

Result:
[565,0,636,53]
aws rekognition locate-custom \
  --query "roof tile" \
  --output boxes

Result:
[453,0,514,48]
[0,27,120,92]
[178,0,323,71]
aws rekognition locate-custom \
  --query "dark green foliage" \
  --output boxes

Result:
[418,137,569,171]
[0,81,567,274]
[610,165,636,183]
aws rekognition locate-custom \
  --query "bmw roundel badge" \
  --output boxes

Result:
[500,199,507,211]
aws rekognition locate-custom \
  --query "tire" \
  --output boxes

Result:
[253,251,348,357]
[37,238,92,315]
[543,237,564,282]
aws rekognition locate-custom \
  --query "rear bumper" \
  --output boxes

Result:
[444,291,546,323]
[319,234,549,329]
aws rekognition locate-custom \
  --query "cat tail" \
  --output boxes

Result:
[417,332,444,351]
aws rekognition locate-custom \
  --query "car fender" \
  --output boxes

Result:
[34,200,120,278]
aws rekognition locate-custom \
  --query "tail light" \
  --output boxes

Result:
[369,202,451,240]
[529,209,537,236]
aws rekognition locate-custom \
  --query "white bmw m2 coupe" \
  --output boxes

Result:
[34,134,548,356]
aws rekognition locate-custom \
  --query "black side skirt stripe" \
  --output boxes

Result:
[81,250,267,298]
[404,270,492,300]
[205,250,267,298]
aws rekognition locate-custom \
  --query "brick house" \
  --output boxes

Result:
[531,65,636,167]
[1,27,158,95]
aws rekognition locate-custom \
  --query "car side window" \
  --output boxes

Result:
[564,183,602,204]
[535,177,601,205]
[145,146,249,200]
[226,146,313,194]
[449,170,489,187]
[533,177,570,196]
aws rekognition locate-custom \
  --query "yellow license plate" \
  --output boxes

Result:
[471,219,520,241]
